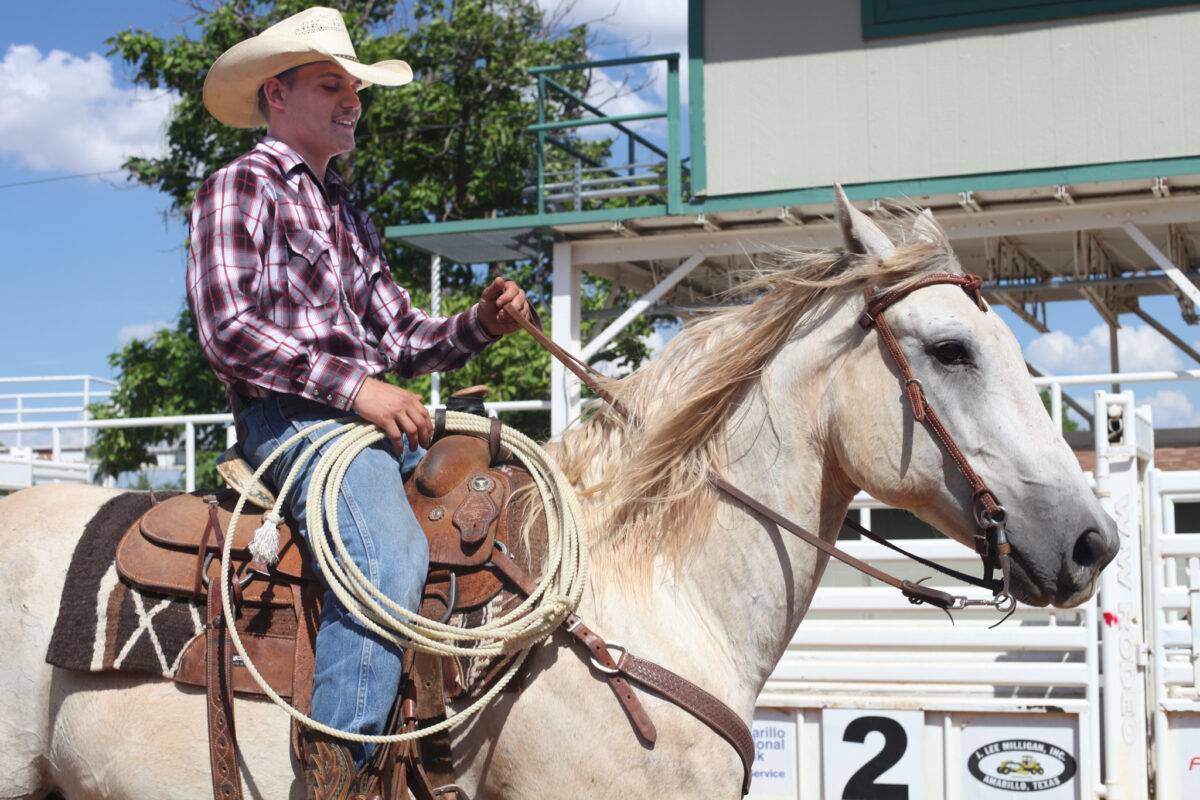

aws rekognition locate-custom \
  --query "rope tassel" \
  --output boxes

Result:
[248,510,284,565]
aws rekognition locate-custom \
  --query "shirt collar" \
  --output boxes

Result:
[256,136,348,203]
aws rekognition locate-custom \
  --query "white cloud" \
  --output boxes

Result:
[539,1,687,140]
[540,0,686,58]
[1142,389,1200,427]
[0,44,175,174]
[117,321,169,345]
[1026,323,1188,375]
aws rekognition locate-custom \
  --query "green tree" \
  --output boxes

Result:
[1040,389,1080,434]
[93,0,658,486]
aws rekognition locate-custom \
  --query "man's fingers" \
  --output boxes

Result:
[402,398,433,449]
[380,418,405,452]
[394,410,421,452]
[481,276,506,301]
[417,409,433,448]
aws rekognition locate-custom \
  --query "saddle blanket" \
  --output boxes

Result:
[46,491,209,679]
[46,491,300,685]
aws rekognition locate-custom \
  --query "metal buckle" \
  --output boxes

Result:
[200,551,256,590]
[974,500,1007,530]
[588,641,627,676]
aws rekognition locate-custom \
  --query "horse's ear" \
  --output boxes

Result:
[833,183,895,260]
[912,208,949,247]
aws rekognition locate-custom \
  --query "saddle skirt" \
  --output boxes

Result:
[111,432,545,706]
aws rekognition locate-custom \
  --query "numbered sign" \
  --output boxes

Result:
[749,709,798,797]
[822,709,925,800]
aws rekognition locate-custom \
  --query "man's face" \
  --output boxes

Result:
[265,61,362,160]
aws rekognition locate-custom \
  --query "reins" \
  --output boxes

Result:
[505,271,1016,621]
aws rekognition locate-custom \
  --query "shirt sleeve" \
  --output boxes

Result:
[357,219,497,378]
[186,165,368,410]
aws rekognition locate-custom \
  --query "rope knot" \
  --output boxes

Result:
[248,509,284,566]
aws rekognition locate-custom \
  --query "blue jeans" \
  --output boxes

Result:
[237,394,429,768]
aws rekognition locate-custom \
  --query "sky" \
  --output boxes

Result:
[3,0,1200,431]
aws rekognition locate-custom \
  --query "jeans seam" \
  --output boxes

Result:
[339,472,381,727]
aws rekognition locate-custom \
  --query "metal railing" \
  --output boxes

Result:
[0,400,550,493]
[0,375,115,450]
[528,53,683,215]
[1032,368,1200,432]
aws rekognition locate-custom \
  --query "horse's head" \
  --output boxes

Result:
[822,187,1117,608]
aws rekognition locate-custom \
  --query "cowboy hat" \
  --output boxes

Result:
[203,6,413,128]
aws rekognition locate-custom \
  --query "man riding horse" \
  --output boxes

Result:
[187,6,530,795]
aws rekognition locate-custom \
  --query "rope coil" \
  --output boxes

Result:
[218,411,589,743]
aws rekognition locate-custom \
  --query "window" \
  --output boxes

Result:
[862,0,1198,39]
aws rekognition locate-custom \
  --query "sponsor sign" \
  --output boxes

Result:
[960,717,1078,798]
[822,709,925,800]
[749,709,797,798]
[1175,715,1200,796]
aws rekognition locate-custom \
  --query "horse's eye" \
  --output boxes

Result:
[928,340,972,366]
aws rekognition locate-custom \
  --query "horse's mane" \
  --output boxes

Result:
[552,220,962,583]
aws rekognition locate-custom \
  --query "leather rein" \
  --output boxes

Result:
[507,271,1016,617]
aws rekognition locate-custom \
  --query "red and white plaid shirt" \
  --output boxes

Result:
[186,137,494,413]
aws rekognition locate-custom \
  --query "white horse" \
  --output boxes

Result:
[0,191,1117,799]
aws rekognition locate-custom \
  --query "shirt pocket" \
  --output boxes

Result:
[283,227,340,318]
[349,237,383,282]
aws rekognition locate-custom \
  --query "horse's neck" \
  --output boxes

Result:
[581,322,855,710]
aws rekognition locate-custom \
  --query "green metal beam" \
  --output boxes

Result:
[529,52,681,75]
[666,56,681,214]
[386,154,1200,243]
[691,154,1200,212]
[528,111,666,133]
[687,0,707,196]
[861,0,1198,40]
[385,204,671,240]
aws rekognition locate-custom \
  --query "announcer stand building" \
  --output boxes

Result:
[392,2,1200,798]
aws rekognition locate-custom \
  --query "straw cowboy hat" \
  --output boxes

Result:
[203,6,412,128]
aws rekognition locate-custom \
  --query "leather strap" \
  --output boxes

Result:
[487,417,503,465]
[616,652,755,796]
[487,549,657,742]
[289,580,321,762]
[489,547,754,791]
[205,578,243,800]
[193,497,221,596]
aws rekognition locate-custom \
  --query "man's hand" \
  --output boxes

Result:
[478,276,530,336]
[351,377,431,452]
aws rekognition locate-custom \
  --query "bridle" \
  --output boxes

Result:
[506,271,1016,621]
[853,272,1015,619]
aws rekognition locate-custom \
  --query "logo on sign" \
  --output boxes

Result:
[967,739,1077,792]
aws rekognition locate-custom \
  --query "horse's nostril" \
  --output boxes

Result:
[1072,528,1107,569]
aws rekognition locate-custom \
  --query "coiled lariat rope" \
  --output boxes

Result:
[218,410,589,743]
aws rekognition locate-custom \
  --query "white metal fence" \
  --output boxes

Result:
[0,375,115,451]
[0,400,551,492]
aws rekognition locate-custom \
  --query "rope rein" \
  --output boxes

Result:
[218,410,589,743]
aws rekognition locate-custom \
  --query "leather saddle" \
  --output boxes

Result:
[114,423,535,704]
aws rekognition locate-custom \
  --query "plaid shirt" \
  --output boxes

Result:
[186,137,494,413]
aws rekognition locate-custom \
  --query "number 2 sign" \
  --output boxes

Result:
[822,709,925,800]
